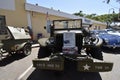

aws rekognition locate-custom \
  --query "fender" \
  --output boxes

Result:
[38,38,49,47]
[15,42,31,50]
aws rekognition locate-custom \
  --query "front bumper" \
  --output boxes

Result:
[32,56,113,72]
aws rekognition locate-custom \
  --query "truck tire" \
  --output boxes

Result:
[86,47,103,60]
[0,53,2,61]
[22,44,31,56]
[8,52,14,56]
[38,46,51,58]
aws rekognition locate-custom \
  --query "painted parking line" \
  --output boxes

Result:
[17,65,33,80]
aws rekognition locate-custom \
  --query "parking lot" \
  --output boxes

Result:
[0,46,120,80]
[26,49,120,80]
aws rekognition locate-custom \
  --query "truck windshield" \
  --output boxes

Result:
[53,19,82,29]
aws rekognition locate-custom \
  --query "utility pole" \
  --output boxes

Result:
[118,8,120,20]
[107,8,115,27]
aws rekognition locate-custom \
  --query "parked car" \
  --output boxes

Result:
[91,30,120,48]
[104,29,120,36]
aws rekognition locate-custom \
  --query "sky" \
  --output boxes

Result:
[26,0,120,15]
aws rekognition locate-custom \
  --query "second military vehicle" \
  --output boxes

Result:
[0,26,32,60]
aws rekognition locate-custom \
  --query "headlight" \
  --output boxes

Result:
[48,37,54,44]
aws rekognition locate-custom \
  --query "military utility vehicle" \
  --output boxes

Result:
[0,26,32,60]
[33,19,113,72]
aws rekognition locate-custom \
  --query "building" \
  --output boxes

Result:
[0,0,107,40]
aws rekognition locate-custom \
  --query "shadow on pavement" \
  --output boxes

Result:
[0,53,25,66]
[27,69,102,80]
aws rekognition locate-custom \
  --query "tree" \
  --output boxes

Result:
[106,0,120,3]
[85,14,97,19]
[74,11,119,23]
[74,11,86,17]
[105,0,120,21]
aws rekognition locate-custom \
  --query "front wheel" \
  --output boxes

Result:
[0,53,2,61]
[86,47,103,60]
[38,46,51,58]
[22,44,32,56]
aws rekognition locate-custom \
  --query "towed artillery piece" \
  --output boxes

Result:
[0,26,32,60]
[33,19,113,72]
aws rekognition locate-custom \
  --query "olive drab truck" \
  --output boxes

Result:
[0,26,32,60]
[32,19,113,73]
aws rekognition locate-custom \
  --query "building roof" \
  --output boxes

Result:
[25,3,82,19]
[25,3,106,25]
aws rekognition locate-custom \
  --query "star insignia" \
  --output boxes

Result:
[83,64,91,70]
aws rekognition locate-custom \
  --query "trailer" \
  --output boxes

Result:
[0,26,32,60]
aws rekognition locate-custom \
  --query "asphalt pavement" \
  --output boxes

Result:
[0,46,39,80]
[0,46,120,80]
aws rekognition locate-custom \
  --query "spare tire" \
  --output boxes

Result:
[93,37,103,47]
[83,37,103,47]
